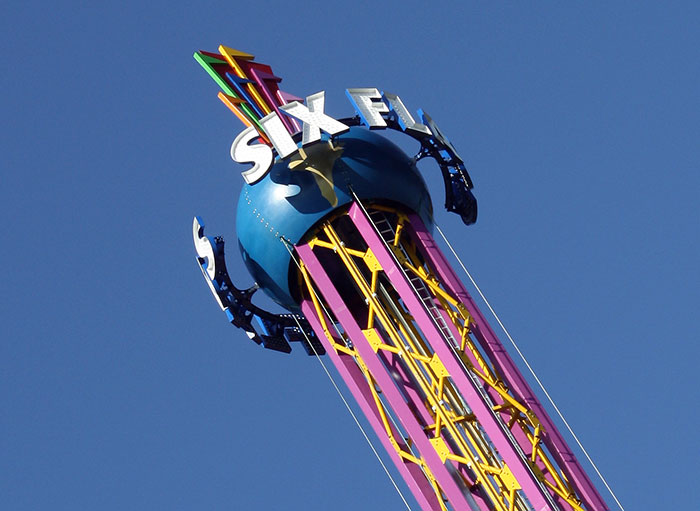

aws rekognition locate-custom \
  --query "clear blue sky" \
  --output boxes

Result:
[2,2,698,510]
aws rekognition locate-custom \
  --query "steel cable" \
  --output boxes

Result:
[435,223,625,511]
[282,240,414,511]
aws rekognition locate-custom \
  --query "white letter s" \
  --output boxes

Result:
[231,126,274,184]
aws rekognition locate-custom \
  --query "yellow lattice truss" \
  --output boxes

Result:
[297,207,588,511]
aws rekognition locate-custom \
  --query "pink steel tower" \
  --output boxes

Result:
[192,45,609,511]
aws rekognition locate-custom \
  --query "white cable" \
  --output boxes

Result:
[435,223,625,511]
[283,241,413,511]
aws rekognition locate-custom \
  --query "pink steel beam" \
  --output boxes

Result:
[404,238,566,509]
[299,298,443,511]
[405,212,608,511]
[425,283,550,504]
[348,203,556,511]
[361,321,490,510]
[297,243,481,511]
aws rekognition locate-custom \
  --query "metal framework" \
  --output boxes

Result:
[192,43,614,511]
[293,201,607,511]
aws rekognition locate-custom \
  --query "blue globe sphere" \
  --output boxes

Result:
[236,126,434,310]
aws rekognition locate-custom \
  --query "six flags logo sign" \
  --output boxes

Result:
[195,45,477,225]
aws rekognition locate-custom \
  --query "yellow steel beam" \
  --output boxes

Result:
[303,210,590,511]
[320,222,522,511]
[299,255,450,511]
[385,211,588,511]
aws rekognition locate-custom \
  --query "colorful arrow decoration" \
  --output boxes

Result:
[194,46,303,145]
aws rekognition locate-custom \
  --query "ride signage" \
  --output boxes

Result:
[232,88,441,184]
[195,46,477,225]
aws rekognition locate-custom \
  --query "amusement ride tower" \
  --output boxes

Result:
[192,45,613,511]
